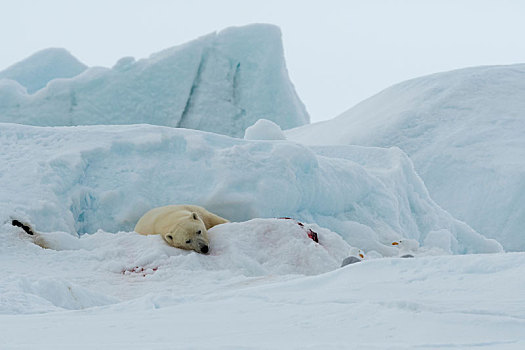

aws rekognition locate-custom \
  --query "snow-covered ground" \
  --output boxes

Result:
[0,24,308,137]
[287,64,525,252]
[1,221,524,349]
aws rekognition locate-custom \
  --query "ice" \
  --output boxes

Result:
[287,64,525,251]
[0,122,500,256]
[0,24,309,137]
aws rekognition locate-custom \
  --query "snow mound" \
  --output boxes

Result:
[209,219,350,275]
[0,48,87,94]
[244,118,286,140]
[287,64,525,251]
[0,123,501,256]
[0,24,309,137]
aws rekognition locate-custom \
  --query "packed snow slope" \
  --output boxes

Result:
[1,122,500,257]
[287,64,525,251]
[0,24,309,137]
[0,48,87,94]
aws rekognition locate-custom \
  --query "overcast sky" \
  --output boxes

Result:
[1,0,524,122]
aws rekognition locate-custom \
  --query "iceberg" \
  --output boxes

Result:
[0,24,309,137]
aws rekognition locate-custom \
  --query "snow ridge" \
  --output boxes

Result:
[0,123,501,256]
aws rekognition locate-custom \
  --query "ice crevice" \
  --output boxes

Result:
[178,48,208,129]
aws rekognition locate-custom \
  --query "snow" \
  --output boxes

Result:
[0,48,87,94]
[0,218,350,314]
[287,64,525,252]
[0,24,309,137]
[244,118,286,140]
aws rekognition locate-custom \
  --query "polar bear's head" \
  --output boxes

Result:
[161,212,210,254]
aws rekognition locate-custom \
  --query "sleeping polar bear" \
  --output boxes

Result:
[134,205,229,254]
[12,205,228,254]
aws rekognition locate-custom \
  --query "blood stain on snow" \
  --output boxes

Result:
[122,266,159,277]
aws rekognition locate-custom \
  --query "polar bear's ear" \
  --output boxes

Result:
[192,212,198,220]
[165,234,174,242]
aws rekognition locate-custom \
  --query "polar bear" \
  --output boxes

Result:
[134,205,229,254]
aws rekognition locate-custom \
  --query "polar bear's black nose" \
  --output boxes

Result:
[200,245,209,254]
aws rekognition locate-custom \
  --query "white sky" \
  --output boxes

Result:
[1,0,524,122]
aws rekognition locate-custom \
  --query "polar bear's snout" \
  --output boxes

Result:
[197,239,209,254]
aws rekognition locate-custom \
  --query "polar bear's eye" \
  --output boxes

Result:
[186,239,192,244]
[196,230,201,235]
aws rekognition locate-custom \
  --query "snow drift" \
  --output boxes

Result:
[0,24,309,137]
[287,64,525,251]
[1,122,500,256]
